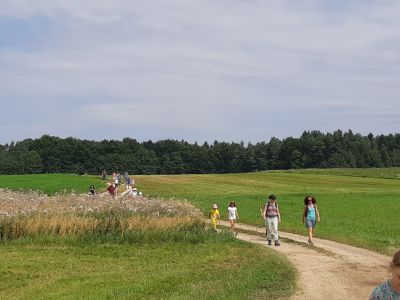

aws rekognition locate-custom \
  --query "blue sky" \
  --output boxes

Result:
[1,0,399,143]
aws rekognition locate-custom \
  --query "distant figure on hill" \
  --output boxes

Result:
[107,183,116,200]
[209,204,220,231]
[227,201,239,236]
[88,185,96,196]
[302,195,320,246]
[370,249,400,299]
[113,173,120,194]
[262,194,281,246]
[101,170,107,180]
[124,172,132,190]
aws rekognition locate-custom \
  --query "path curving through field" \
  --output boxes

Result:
[217,221,391,300]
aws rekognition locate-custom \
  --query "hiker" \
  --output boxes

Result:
[88,185,96,196]
[107,183,117,200]
[101,170,107,180]
[209,204,220,231]
[262,194,281,246]
[114,173,120,194]
[227,201,239,236]
[124,172,132,190]
[302,195,320,246]
[369,249,400,299]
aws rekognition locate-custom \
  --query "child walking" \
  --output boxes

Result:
[262,194,281,246]
[302,195,320,246]
[227,201,239,236]
[209,204,220,231]
[370,249,400,299]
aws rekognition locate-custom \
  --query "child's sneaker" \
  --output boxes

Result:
[274,240,280,246]
[267,240,272,246]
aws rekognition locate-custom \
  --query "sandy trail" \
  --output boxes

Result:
[217,221,391,300]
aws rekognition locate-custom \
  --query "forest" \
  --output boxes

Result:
[1,130,400,175]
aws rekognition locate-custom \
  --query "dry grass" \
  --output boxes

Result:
[0,189,203,241]
[0,188,201,218]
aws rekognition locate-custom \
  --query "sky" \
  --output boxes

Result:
[0,0,399,144]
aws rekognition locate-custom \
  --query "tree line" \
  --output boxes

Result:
[1,130,400,175]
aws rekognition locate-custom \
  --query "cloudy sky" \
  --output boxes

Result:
[1,0,399,144]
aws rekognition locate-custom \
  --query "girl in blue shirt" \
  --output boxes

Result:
[302,195,320,246]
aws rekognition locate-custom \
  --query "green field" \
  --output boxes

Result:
[1,169,399,255]
[0,184,296,299]
[0,234,295,300]
[0,174,104,195]
[0,228,296,300]
[132,170,400,255]
[282,167,400,179]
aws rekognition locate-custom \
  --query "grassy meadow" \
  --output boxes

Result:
[0,189,296,299]
[1,168,399,255]
[283,167,400,179]
[132,169,400,255]
[0,173,104,195]
[0,232,296,300]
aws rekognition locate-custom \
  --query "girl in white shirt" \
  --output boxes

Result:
[227,201,240,236]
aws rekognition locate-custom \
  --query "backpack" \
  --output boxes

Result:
[265,202,278,217]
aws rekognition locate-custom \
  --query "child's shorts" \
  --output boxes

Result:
[305,218,316,228]
[211,218,218,225]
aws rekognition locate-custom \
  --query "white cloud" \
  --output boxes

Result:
[0,0,400,143]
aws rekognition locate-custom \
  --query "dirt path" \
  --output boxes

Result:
[218,221,391,300]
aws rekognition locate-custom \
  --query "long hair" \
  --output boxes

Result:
[229,201,236,207]
[304,195,316,205]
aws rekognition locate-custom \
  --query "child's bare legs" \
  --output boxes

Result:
[229,219,235,232]
[308,227,313,242]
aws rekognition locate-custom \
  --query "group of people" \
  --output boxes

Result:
[208,195,400,299]
[209,201,240,235]
[106,171,140,200]
[88,171,141,200]
[209,194,320,246]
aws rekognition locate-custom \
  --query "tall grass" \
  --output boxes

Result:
[0,189,204,244]
[0,214,206,242]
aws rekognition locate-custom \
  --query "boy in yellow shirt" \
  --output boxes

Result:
[209,204,220,231]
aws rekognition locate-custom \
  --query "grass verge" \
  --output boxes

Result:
[0,231,296,300]
[0,190,297,299]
